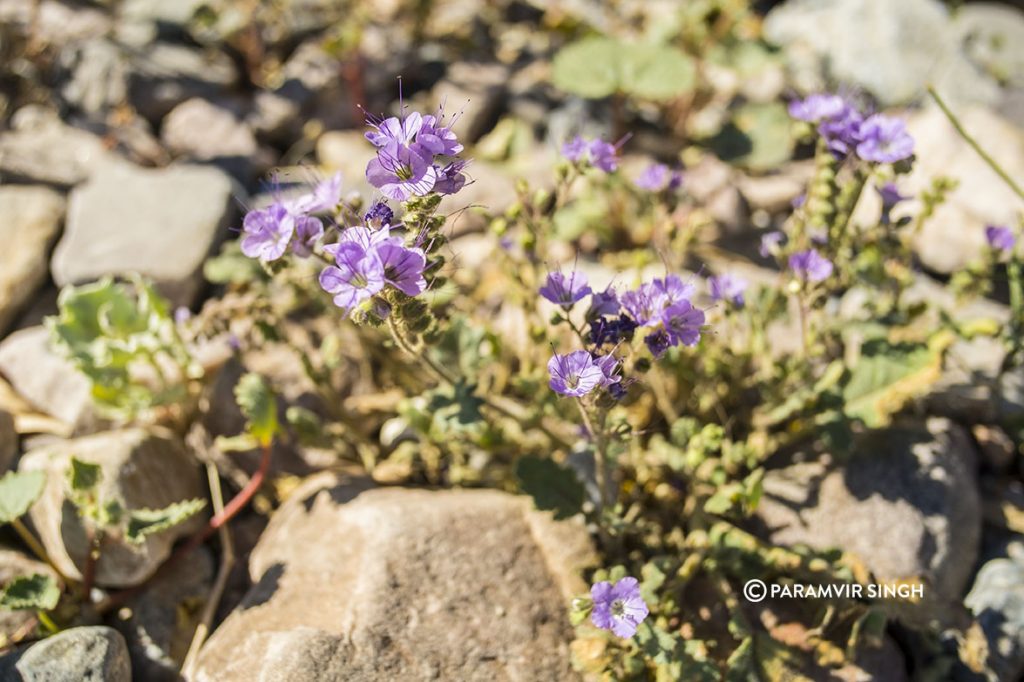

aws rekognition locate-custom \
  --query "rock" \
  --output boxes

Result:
[963,544,1024,681]
[0,409,15,473]
[18,428,204,588]
[755,418,981,611]
[0,108,112,186]
[953,4,1024,107]
[316,130,375,196]
[428,62,509,143]
[904,105,1024,274]
[128,43,238,122]
[10,626,131,682]
[0,549,59,650]
[52,160,235,306]
[193,477,594,681]
[0,186,64,334]
[764,0,998,107]
[0,0,112,45]
[926,335,1024,425]
[58,39,129,117]
[0,326,96,432]
[736,162,814,213]
[114,546,214,681]
[161,98,259,179]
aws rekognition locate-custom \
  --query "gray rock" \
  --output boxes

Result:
[114,546,214,681]
[128,43,238,122]
[0,549,59,650]
[59,40,129,117]
[0,186,64,334]
[0,409,15,473]
[0,0,112,45]
[904,105,1024,275]
[19,428,204,588]
[963,544,1024,681]
[161,98,258,178]
[120,0,206,29]
[193,477,594,681]
[428,62,509,143]
[0,326,96,432]
[756,418,981,612]
[13,626,131,682]
[52,160,235,306]
[0,108,112,186]
[927,335,1024,424]
[765,0,998,107]
[953,3,1024,96]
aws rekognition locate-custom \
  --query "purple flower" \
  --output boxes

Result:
[318,242,386,313]
[287,172,343,215]
[789,249,834,283]
[240,203,311,262]
[876,183,910,225]
[856,114,914,163]
[290,213,326,257]
[587,287,621,319]
[377,243,427,296]
[662,301,704,347]
[788,94,848,123]
[708,273,748,307]
[364,201,394,229]
[589,315,636,346]
[644,329,671,358]
[986,225,1017,253]
[365,112,425,148]
[434,159,469,195]
[540,271,593,308]
[759,231,785,258]
[592,353,621,386]
[562,135,589,162]
[623,275,695,326]
[590,577,649,638]
[417,111,463,156]
[588,139,619,172]
[635,163,683,192]
[548,350,605,397]
[366,143,437,201]
[336,225,401,251]
[819,106,864,157]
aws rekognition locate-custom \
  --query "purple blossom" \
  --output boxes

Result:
[876,183,910,225]
[788,94,848,123]
[364,201,394,229]
[366,143,437,200]
[561,135,589,162]
[662,301,704,347]
[290,214,326,258]
[417,111,463,156]
[588,139,619,172]
[986,225,1017,253]
[708,273,748,307]
[588,287,621,319]
[240,203,299,262]
[365,112,425,148]
[318,242,386,313]
[635,163,683,192]
[540,271,593,308]
[592,353,621,386]
[856,114,914,163]
[589,315,637,346]
[623,275,695,326]
[759,231,785,258]
[819,106,864,157]
[548,350,605,397]
[644,329,671,358]
[789,249,834,283]
[590,577,649,638]
[434,159,469,195]
[377,243,427,296]
[336,225,401,251]
[287,172,343,215]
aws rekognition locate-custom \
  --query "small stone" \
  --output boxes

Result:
[51,160,236,306]
[0,186,64,334]
[0,409,15,473]
[18,427,204,588]
[12,626,131,682]
[161,98,259,179]
[0,0,112,45]
[128,43,238,122]
[755,418,981,613]
[427,62,509,143]
[58,39,129,117]
[0,108,111,186]
[0,326,96,432]
[964,545,1024,681]
[193,477,594,681]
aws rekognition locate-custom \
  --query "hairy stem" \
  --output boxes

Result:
[575,398,610,510]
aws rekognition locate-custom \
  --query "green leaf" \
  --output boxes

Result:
[515,456,585,520]
[552,37,620,99]
[235,373,278,446]
[552,37,696,102]
[620,43,697,101]
[706,102,794,171]
[68,457,101,494]
[0,470,46,524]
[0,574,60,611]
[125,498,206,544]
[842,340,942,428]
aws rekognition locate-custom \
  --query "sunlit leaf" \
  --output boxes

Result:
[0,470,46,524]
[126,498,206,544]
[234,373,278,447]
[515,456,584,520]
[0,574,59,611]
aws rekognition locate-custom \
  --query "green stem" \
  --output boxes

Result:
[574,398,610,510]
[36,610,59,634]
[12,519,74,586]
[928,86,1024,200]
[1003,257,1024,373]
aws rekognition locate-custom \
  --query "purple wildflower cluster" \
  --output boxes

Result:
[788,248,834,283]
[319,226,427,314]
[876,182,911,226]
[240,173,342,262]
[708,273,748,307]
[590,577,649,638]
[788,93,914,163]
[365,109,468,200]
[986,225,1017,254]
[562,135,620,172]
[635,163,683,192]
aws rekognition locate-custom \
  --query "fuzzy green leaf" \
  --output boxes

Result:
[68,457,101,494]
[620,43,697,101]
[552,37,696,102]
[0,470,46,524]
[515,456,585,521]
[125,498,206,544]
[234,373,278,446]
[0,574,60,611]
[552,37,620,99]
[842,340,942,428]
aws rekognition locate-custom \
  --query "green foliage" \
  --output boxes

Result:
[47,276,197,418]
[0,574,60,611]
[125,499,206,544]
[515,456,585,520]
[235,373,279,447]
[552,37,696,101]
[0,470,45,524]
[706,102,794,171]
[842,339,944,427]
[204,240,269,285]
[68,457,101,494]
